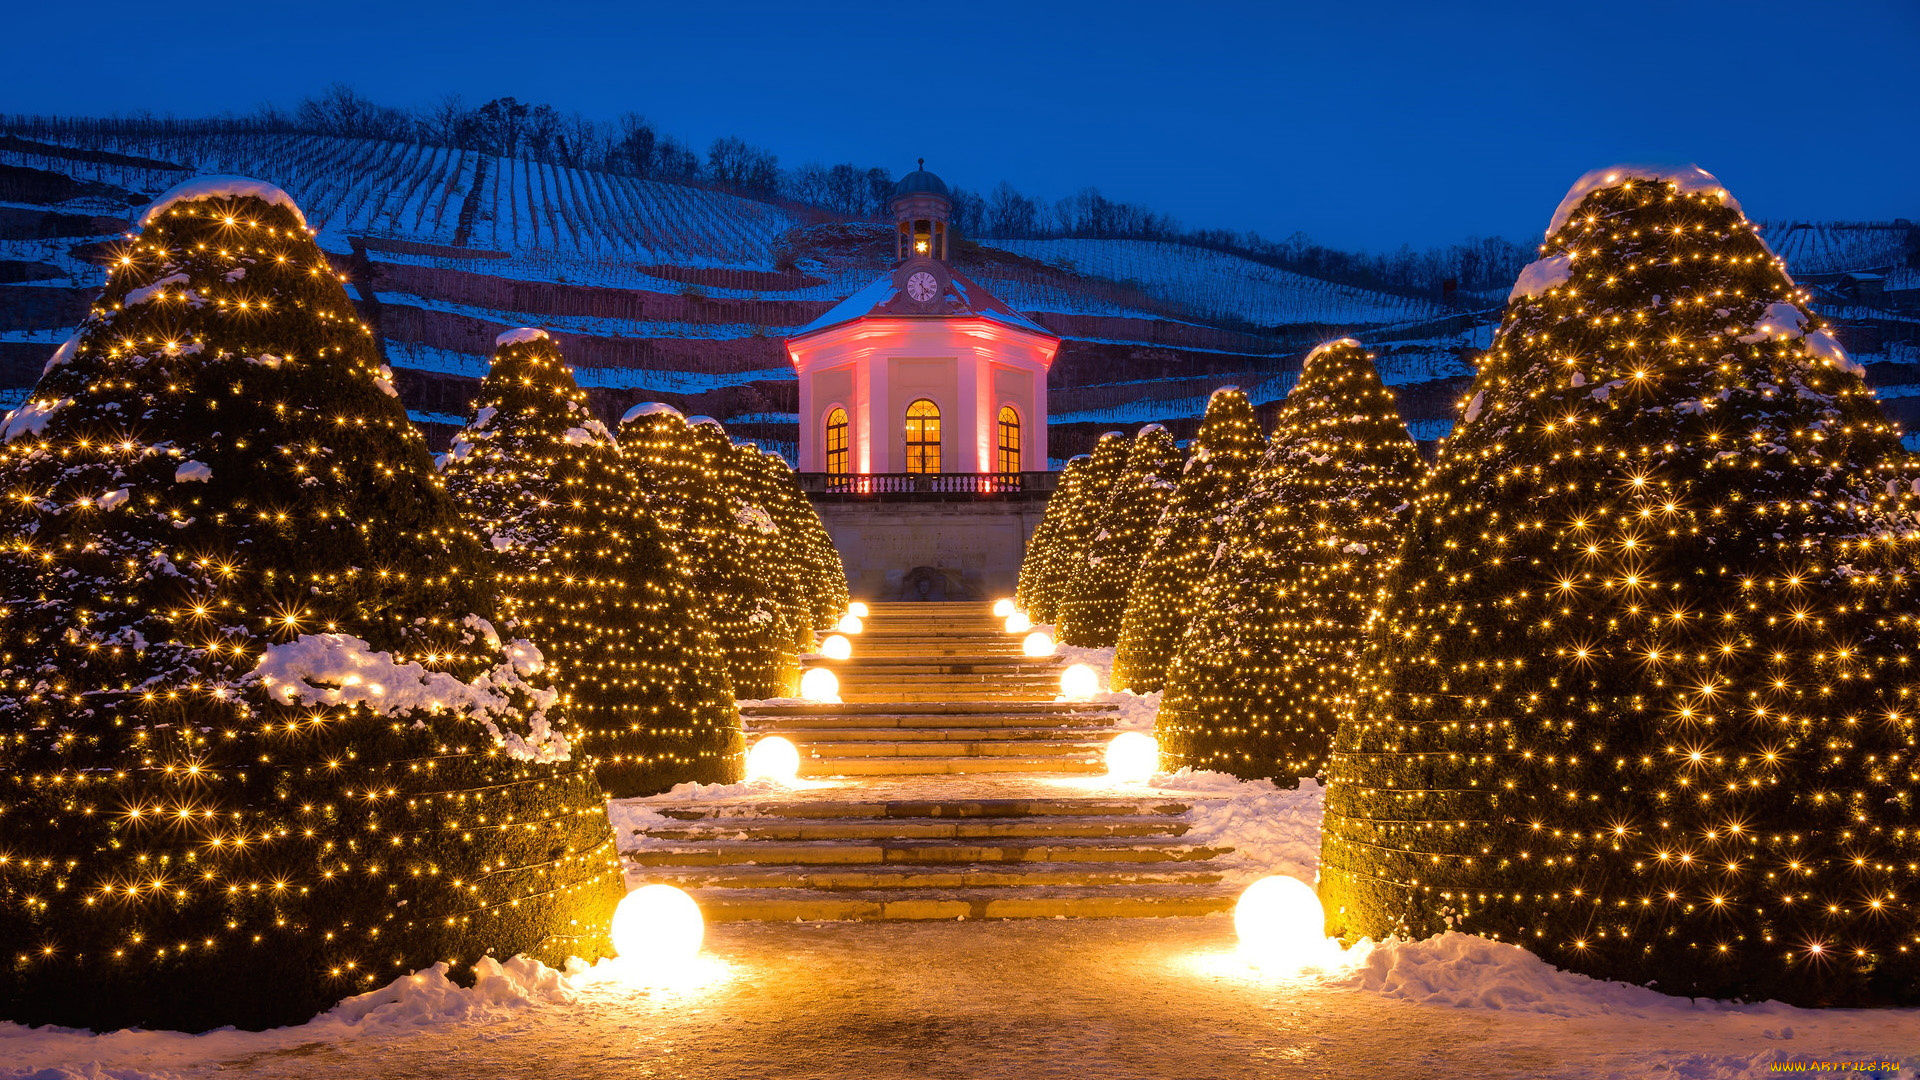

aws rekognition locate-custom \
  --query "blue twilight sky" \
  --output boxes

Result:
[3,0,1914,251]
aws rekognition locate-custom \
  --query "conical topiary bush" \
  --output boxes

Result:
[0,180,622,1032]
[1157,340,1420,782]
[1113,387,1266,691]
[1059,425,1182,648]
[620,408,792,698]
[1319,165,1920,1007]
[750,447,849,631]
[1021,431,1128,625]
[1015,453,1088,617]
[442,330,741,798]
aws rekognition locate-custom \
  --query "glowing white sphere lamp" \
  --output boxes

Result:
[1060,662,1100,700]
[847,601,870,618]
[1234,876,1328,969]
[820,634,853,660]
[992,598,1016,618]
[1021,630,1054,657]
[611,883,705,965]
[745,735,801,783]
[799,666,840,702]
[837,613,865,634]
[1105,731,1158,782]
[1004,612,1033,634]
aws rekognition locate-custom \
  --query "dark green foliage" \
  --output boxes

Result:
[0,185,621,1032]
[1113,387,1266,691]
[1158,341,1420,782]
[1059,425,1181,648]
[442,333,741,798]
[1320,169,1920,1006]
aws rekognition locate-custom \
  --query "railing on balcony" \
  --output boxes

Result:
[796,471,1058,496]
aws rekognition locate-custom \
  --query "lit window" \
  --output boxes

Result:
[905,399,941,474]
[824,407,849,475]
[997,406,1021,473]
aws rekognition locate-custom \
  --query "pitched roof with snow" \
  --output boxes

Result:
[788,269,1056,341]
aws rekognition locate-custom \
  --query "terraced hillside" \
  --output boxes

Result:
[3,128,1915,458]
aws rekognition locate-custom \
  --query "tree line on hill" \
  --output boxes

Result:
[0,178,847,1033]
[4,84,1529,299]
[1016,164,1920,1010]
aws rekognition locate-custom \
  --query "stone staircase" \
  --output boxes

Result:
[620,601,1242,920]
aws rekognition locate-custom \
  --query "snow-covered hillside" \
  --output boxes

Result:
[981,238,1448,328]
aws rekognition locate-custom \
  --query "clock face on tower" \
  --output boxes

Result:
[906,271,939,303]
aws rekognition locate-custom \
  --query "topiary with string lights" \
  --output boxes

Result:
[1015,453,1087,618]
[1018,431,1128,625]
[1319,166,1920,1007]
[0,180,622,1032]
[441,329,741,798]
[1059,425,1182,648]
[743,445,848,633]
[1157,340,1420,782]
[1113,387,1266,692]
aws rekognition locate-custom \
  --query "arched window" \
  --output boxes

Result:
[824,407,849,475]
[904,399,941,474]
[997,406,1021,473]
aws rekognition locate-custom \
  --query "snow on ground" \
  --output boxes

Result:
[5,917,1916,1079]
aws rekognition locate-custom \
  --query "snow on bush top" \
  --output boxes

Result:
[250,632,567,762]
[140,174,308,228]
[687,415,725,431]
[1545,163,1738,238]
[622,401,682,424]
[1305,337,1362,362]
[41,333,80,375]
[495,327,551,347]
[1507,253,1575,302]
[0,396,67,442]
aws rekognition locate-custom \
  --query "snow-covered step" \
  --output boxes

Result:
[639,815,1190,841]
[681,883,1242,922]
[745,715,1117,732]
[633,862,1227,890]
[627,838,1227,868]
[648,797,1192,821]
[744,726,1115,743]
[741,702,1116,718]
[797,754,1103,775]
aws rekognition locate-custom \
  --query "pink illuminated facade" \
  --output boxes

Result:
[786,165,1058,478]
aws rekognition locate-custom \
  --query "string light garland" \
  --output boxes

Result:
[0,185,622,1032]
[1059,425,1182,648]
[440,332,742,799]
[1016,432,1128,625]
[723,442,848,650]
[1319,168,1920,1007]
[1158,340,1421,783]
[1112,387,1266,692]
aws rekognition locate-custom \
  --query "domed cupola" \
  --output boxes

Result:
[890,159,952,263]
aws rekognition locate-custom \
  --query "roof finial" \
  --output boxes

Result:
[918,157,925,171]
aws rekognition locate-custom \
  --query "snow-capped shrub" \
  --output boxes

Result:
[0,182,622,1032]
[1158,339,1420,784]
[742,445,849,632]
[1058,425,1182,648]
[1320,166,1920,1007]
[442,332,741,798]
[1113,386,1266,692]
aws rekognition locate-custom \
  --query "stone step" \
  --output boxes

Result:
[630,861,1224,890]
[802,739,1101,759]
[637,815,1190,841]
[798,755,1103,775]
[647,798,1192,821]
[812,660,1062,674]
[838,692,1063,704]
[741,701,1116,716]
[744,726,1116,743]
[626,838,1229,867]
[674,883,1242,921]
[744,713,1115,730]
